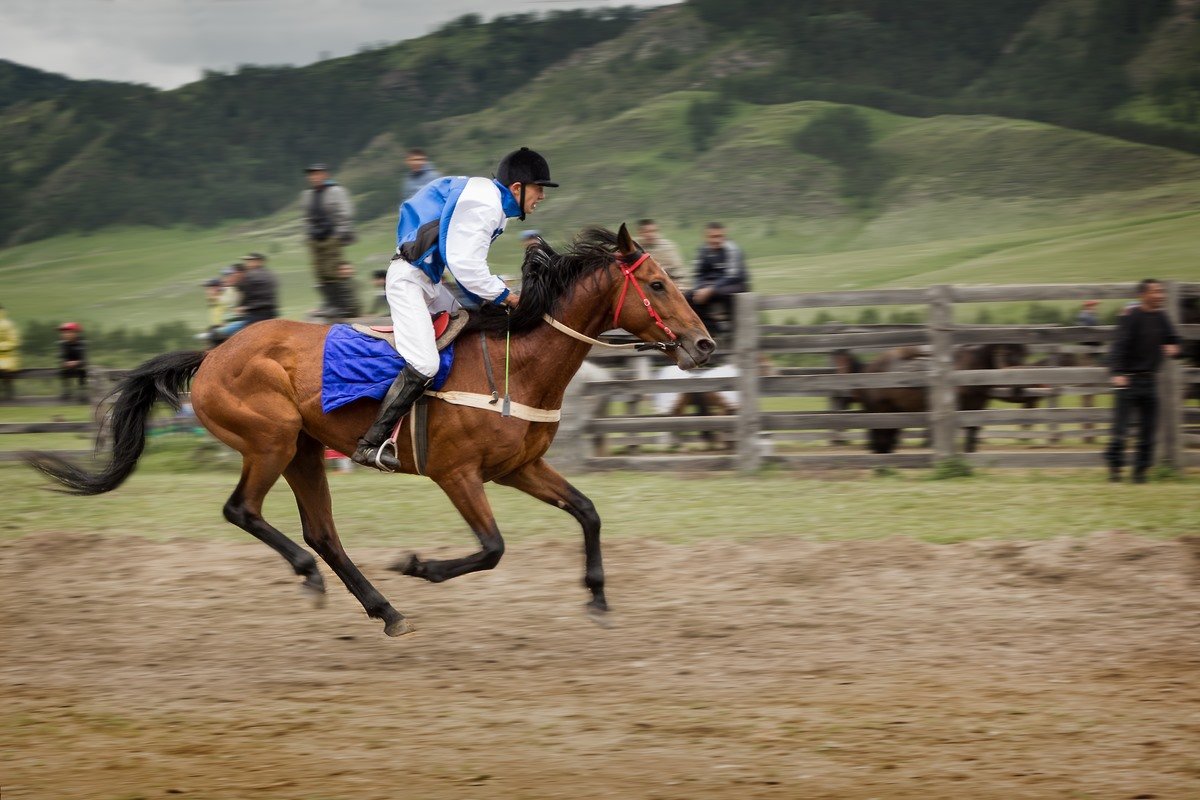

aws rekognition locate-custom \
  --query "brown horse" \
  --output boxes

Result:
[24,225,715,636]
[835,343,1027,453]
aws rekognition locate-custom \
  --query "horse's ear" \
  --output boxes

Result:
[616,223,635,254]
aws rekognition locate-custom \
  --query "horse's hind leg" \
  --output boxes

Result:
[223,449,326,597]
[284,434,410,637]
[495,458,607,615]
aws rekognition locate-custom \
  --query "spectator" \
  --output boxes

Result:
[636,218,688,291]
[687,221,749,335]
[57,321,87,403]
[302,162,356,318]
[1104,278,1181,483]
[402,147,442,202]
[207,265,243,345]
[1076,299,1100,327]
[1076,298,1101,351]
[0,304,19,401]
[201,277,225,341]
[369,269,389,316]
[236,253,278,325]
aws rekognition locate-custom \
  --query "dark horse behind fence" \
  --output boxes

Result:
[23,225,715,636]
[834,343,1027,454]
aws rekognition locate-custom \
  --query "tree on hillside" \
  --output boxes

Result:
[791,107,892,206]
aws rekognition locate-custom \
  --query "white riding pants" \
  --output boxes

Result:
[384,260,460,378]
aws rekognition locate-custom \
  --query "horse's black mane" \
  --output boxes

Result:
[465,227,620,335]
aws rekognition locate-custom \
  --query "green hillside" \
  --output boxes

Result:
[3,1,1199,369]
[1,0,1197,246]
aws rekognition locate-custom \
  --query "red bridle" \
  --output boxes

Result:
[612,251,679,343]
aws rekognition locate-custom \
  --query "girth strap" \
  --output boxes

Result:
[424,390,560,422]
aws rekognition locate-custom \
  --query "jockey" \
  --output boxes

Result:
[351,147,558,471]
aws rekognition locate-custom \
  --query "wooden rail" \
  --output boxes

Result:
[553,281,1199,473]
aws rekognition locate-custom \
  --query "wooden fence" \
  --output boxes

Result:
[0,367,127,462]
[552,281,1200,472]
[4,284,1197,473]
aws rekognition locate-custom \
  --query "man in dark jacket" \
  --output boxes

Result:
[302,163,356,318]
[1104,278,1181,483]
[236,253,279,325]
[686,221,748,335]
[57,321,87,402]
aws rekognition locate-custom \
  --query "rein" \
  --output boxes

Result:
[541,250,679,353]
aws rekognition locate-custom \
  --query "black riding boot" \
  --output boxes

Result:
[351,365,434,472]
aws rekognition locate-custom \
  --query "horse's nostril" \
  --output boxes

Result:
[696,338,716,354]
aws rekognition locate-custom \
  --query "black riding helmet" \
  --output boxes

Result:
[496,147,558,220]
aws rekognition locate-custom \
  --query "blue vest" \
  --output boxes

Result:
[394,177,522,297]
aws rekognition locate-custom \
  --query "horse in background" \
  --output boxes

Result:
[834,343,1028,454]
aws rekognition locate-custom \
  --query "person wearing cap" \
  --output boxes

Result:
[301,163,357,318]
[0,305,19,401]
[57,322,87,402]
[402,147,443,203]
[351,146,558,471]
[234,253,278,326]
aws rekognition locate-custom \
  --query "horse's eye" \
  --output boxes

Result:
[650,281,665,292]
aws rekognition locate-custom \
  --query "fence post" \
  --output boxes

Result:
[735,293,761,472]
[1159,281,1184,470]
[928,285,958,461]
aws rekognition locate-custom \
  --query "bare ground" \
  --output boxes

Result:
[2,531,1199,800]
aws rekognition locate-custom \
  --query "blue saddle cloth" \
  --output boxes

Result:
[321,324,454,414]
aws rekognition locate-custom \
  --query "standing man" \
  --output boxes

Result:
[302,162,356,318]
[57,322,87,402]
[352,146,557,471]
[636,218,688,291]
[402,147,442,202]
[0,305,19,401]
[1104,278,1181,483]
[687,221,749,334]
[236,252,279,326]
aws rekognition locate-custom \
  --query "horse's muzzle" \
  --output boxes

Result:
[675,335,716,370]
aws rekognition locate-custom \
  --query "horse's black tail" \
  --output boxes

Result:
[23,350,208,495]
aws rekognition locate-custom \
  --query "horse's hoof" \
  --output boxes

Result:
[389,554,421,576]
[586,600,611,627]
[301,575,326,604]
[384,617,415,637]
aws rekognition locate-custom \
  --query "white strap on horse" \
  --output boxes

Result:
[423,390,561,422]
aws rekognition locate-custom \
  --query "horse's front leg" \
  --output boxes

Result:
[393,471,506,584]
[495,458,607,616]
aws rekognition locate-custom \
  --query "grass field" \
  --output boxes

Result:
[5,451,1196,548]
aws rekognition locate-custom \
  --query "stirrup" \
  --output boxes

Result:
[353,439,400,473]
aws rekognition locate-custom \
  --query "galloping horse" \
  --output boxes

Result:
[25,225,715,636]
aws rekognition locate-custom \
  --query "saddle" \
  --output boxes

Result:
[351,309,469,351]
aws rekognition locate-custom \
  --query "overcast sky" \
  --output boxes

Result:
[0,0,673,90]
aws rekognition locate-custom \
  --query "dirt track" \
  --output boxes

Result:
[2,531,1199,799]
